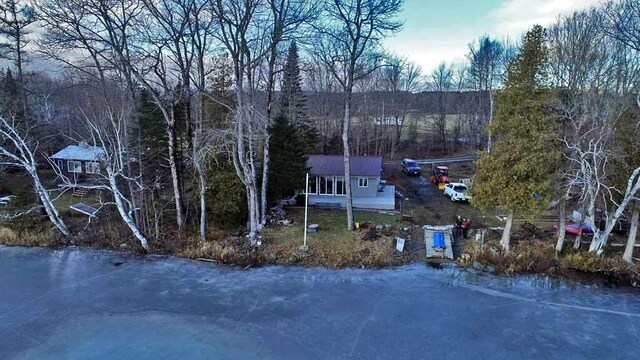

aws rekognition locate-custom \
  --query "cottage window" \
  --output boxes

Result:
[319,176,334,195]
[67,161,82,173]
[358,177,368,188]
[307,176,317,195]
[85,161,100,174]
[335,176,346,195]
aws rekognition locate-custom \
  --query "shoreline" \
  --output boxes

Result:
[1,240,637,289]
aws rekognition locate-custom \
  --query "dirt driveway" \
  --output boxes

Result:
[383,161,500,258]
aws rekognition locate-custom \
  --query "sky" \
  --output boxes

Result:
[384,0,606,74]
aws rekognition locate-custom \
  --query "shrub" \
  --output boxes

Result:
[0,227,18,242]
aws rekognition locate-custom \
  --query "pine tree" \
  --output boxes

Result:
[0,0,37,125]
[473,25,560,251]
[280,41,317,152]
[0,68,19,117]
[138,89,168,159]
[267,114,308,205]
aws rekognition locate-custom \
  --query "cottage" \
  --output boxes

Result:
[51,142,105,184]
[305,155,395,210]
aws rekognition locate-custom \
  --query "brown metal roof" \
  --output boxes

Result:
[307,155,383,177]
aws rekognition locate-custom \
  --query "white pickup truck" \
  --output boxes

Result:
[443,183,472,202]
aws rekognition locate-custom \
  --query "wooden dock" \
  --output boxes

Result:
[424,225,454,260]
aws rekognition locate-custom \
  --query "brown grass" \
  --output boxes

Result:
[461,239,640,287]
[0,225,64,247]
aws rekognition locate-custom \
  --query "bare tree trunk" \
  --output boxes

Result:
[591,196,636,254]
[109,174,148,249]
[343,93,354,231]
[247,185,260,244]
[166,119,184,231]
[574,205,586,249]
[500,211,514,252]
[1,116,69,236]
[487,89,494,153]
[197,163,207,241]
[34,176,69,236]
[261,142,270,225]
[556,198,566,252]
[623,206,639,264]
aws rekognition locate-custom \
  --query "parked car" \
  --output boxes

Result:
[443,183,471,202]
[401,159,421,176]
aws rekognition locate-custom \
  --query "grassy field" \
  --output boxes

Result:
[349,113,468,142]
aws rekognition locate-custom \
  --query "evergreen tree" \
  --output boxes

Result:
[138,88,168,160]
[206,161,248,229]
[473,25,560,251]
[267,114,308,205]
[0,0,37,125]
[0,68,19,118]
[280,41,317,152]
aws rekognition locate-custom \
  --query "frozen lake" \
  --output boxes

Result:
[1,246,639,359]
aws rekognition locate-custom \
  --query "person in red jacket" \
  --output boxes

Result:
[461,218,471,239]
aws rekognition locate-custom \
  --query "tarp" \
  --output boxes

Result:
[433,232,445,248]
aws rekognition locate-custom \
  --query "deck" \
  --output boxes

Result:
[424,225,454,260]
[308,185,396,210]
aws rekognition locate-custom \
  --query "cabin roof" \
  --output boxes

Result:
[307,155,382,177]
[51,145,105,161]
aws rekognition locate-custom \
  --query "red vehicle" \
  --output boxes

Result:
[430,165,450,185]
[552,223,594,236]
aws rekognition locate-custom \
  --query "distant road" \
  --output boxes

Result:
[414,154,477,165]
[387,154,477,165]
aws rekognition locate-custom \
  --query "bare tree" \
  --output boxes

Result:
[211,0,270,244]
[52,86,150,249]
[313,0,403,230]
[623,204,639,263]
[37,0,193,231]
[378,54,422,157]
[259,0,317,226]
[428,62,453,152]
[0,116,69,235]
[601,0,640,106]
[549,6,640,254]
[467,35,504,151]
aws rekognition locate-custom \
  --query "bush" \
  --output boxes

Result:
[563,252,600,272]
[0,226,18,242]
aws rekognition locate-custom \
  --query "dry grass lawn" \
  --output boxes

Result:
[261,208,408,268]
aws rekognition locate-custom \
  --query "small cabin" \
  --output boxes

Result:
[50,142,105,184]
[305,155,395,210]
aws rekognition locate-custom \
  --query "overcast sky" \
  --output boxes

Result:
[384,0,606,74]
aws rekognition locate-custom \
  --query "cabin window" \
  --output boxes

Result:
[335,176,346,195]
[85,161,100,174]
[67,161,82,173]
[358,177,368,188]
[307,176,317,195]
[319,176,334,195]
